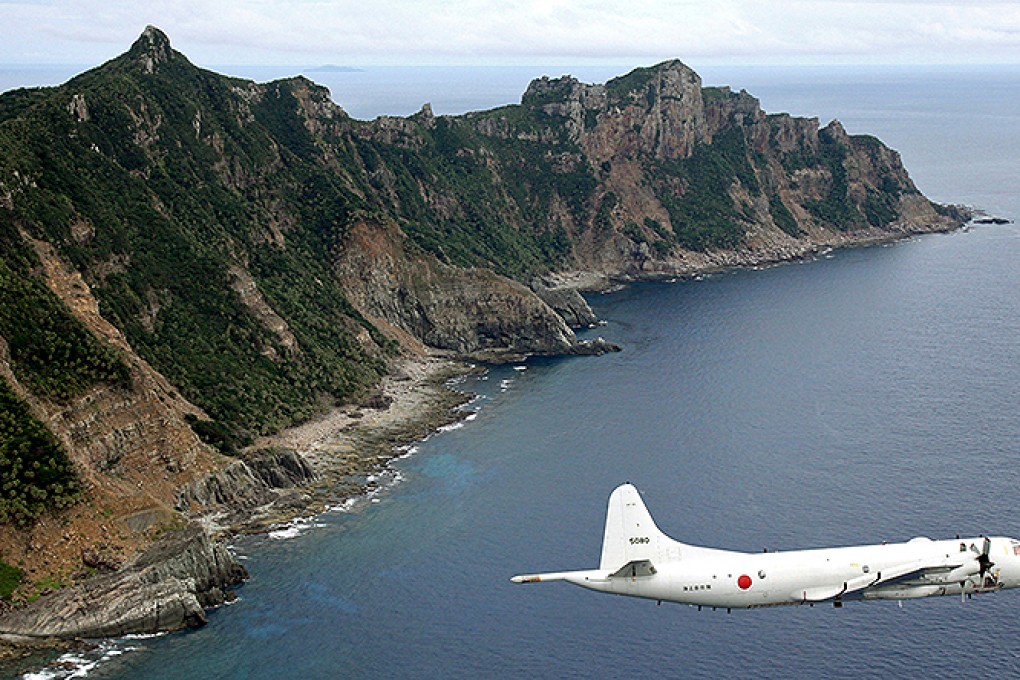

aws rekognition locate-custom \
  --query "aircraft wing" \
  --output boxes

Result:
[797,558,965,602]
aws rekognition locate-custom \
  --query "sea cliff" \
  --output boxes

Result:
[0,26,967,653]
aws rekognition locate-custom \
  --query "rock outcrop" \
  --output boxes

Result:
[333,221,615,361]
[175,448,317,526]
[0,524,247,640]
[530,278,599,328]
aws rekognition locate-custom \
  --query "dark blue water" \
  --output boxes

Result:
[12,66,1020,679]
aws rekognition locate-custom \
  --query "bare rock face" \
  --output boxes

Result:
[245,448,317,490]
[596,61,710,162]
[0,37,963,652]
[0,230,226,600]
[530,279,599,328]
[19,235,217,502]
[175,449,317,521]
[0,525,247,640]
[333,221,594,361]
[519,61,709,163]
[130,26,174,74]
[81,544,122,573]
[175,460,276,515]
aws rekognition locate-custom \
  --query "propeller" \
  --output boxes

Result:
[978,537,995,579]
[962,537,995,603]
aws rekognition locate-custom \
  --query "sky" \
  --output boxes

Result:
[1,0,1019,67]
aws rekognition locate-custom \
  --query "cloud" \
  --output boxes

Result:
[1,0,1018,65]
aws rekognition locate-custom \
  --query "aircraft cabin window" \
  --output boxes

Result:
[960,543,967,552]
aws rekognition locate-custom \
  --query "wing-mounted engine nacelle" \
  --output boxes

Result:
[923,561,981,585]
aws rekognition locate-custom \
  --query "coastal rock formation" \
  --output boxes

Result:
[175,448,317,526]
[530,278,599,328]
[332,220,608,360]
[0,525,247,640]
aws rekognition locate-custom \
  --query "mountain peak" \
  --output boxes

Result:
[128,25,173,73]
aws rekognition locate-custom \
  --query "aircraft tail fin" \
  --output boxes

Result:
[599,483,684,571]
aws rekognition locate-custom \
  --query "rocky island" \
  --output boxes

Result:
[0,26,966,657]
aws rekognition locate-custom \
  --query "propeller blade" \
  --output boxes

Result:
[978,537,995,579]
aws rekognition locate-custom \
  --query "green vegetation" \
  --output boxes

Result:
[394,105,599,273]
[863,187,900,228]
[0,240,130,402]
[854,140,908,228]
[931,201,970,222]
[476,102,598,223]
[185,414,243,456]
[804,132,864,230]
[24,572,72,602]
[0,560,24,599]
[622,221,644,242]
[622,219,674,258]
[596,192,618,233]
[769,194,802,237]
[606,66,658,108]
[521,77,579,109]
[650,126,758,251]
[643,217,671,241]
[354,116,574,278]
[252,82,317,160]
[0,43,388,450]
[701,86,733,105]
[0,379,81,526]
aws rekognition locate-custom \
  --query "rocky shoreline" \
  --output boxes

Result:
[548,210,971,293]
[0,354,476,667]
[210,355,478,535]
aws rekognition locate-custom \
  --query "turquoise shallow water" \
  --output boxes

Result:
[5,65,1019,679]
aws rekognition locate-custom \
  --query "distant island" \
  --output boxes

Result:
[305,64,364,73]
[0,25,968,658]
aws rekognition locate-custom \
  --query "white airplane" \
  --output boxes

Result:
[511,483,1020,610]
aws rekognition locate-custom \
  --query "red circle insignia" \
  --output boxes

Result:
[737,574,752,590]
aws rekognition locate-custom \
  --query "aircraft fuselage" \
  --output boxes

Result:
[560,537,1020,608]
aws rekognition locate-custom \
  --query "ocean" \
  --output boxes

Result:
[4,63,1020,679]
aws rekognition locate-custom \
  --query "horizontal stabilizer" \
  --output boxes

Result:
[609,559,657,579]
